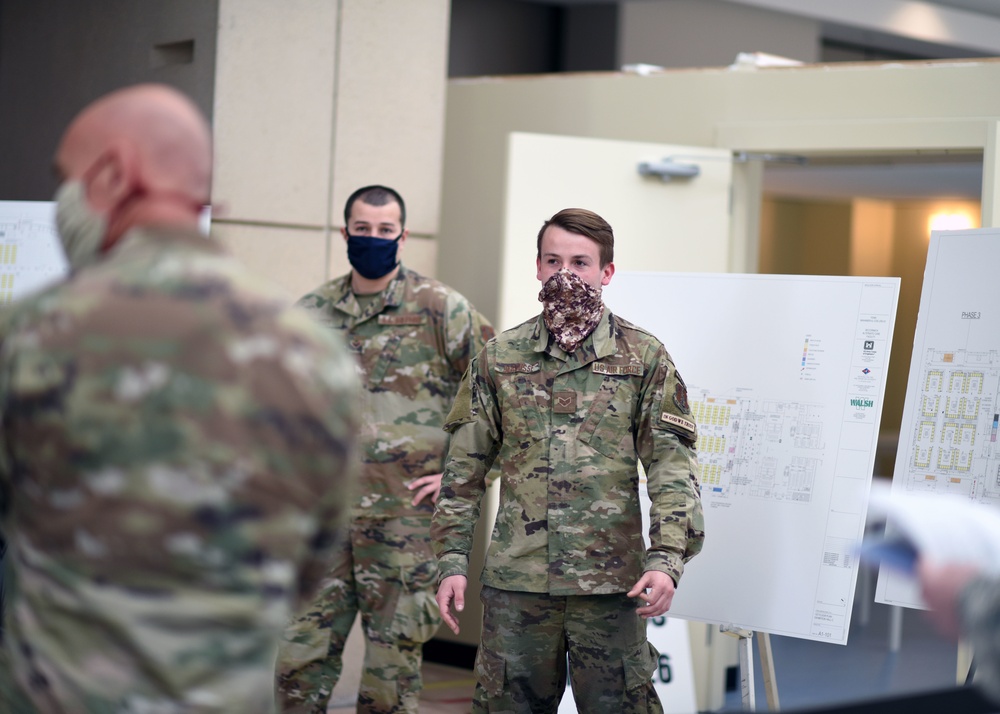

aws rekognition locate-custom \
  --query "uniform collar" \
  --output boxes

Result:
[330,264,409,318]
[114,225,225,257]
[529,306,616,362]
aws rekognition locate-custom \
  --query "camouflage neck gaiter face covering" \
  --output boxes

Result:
[538,268,604,353]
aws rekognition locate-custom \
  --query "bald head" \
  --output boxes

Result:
[55,84,212,245]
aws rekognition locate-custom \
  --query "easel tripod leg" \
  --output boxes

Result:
[739,634,755,711]
[756,631,780,711]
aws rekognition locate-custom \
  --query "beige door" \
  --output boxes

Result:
[498,131,733,329]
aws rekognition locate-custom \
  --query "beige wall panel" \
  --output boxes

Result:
[438,60,1000,323]
[620,0,819,69]
[445,61,1000,154]
[211,222,329,300]
[758,197,851,275]
[213,0,336,227]
[332,0,451,235]
[850,199,894,276]
[326,231,352,285]
[716,118,990,153]
[983,120,1000,228]
[398,236,439,280]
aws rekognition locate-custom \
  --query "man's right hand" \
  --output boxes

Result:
[436,574,468,635]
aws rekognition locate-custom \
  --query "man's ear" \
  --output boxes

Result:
[601,261,615,287]
[84,143,137,210]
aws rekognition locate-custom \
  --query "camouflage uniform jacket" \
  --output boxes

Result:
[431,308,705,596]
[298,265,493,520]
[0,226,360,713]
[960,576,1000,704]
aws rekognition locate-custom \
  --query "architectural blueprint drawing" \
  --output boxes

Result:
[607,272,899,644]
[0,201,68,302]
[877,228,1000,608]
[0,201,211,307]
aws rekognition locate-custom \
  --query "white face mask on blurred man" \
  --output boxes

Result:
[54,180,107,271]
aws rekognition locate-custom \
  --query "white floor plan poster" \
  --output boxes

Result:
[604,272,899,645]
[0,201,68,302]
[876,228,1000,609]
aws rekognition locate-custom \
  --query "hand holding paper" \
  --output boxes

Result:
[863,481,1000,577]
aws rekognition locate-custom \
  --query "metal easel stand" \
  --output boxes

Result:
[720,625,781,711]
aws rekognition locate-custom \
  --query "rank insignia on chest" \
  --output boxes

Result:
[378,314,425,325]
[553,391,577,413]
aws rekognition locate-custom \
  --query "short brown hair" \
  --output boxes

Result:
[536,208,614,267]
[344,185,406,227]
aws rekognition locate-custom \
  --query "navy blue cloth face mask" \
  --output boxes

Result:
[347,233,402,280]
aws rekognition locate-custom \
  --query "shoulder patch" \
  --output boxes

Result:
[673,379,690,413]
[444,375,476,431]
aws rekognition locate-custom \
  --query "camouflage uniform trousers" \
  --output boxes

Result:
[277,516,441,714]
[473,585,663,714]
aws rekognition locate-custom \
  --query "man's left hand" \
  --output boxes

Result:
[627,570,676,618]
[408,473,443,506]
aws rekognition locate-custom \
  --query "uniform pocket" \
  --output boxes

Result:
[497,374,547,443]
[579,376,638,460]
[366,330,404,388]
[390,558,442,643]
[277,617,333,671]
[475,643,507,699]
[623,641,659,691]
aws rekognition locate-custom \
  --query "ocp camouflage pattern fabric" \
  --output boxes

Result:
[432,308,704,595]
[278,266,492,713]
[960,576,1000,705]
[0,226,360,713]
[472,586,663,714]
[295,266,495,521]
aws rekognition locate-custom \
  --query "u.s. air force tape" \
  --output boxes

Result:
[592,362,642,376]
[660,412,697,434]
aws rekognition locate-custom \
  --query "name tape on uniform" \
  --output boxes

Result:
[378,314,425,325]
[495,362,541,374]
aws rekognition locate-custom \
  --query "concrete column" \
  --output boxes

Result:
[211,0,453,703]
[212,0,451,299]
[981,120,1000,228]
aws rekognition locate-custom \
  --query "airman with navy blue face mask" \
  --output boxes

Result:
[277,185,494,714]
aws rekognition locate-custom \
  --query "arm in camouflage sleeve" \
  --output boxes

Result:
[635,346,705,587]
[958,575,1000,704]
[431,347,501,579]
[290,331,362,607]
[442,292,495,378]
[0,307,25,520]
[438,294,495,469]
